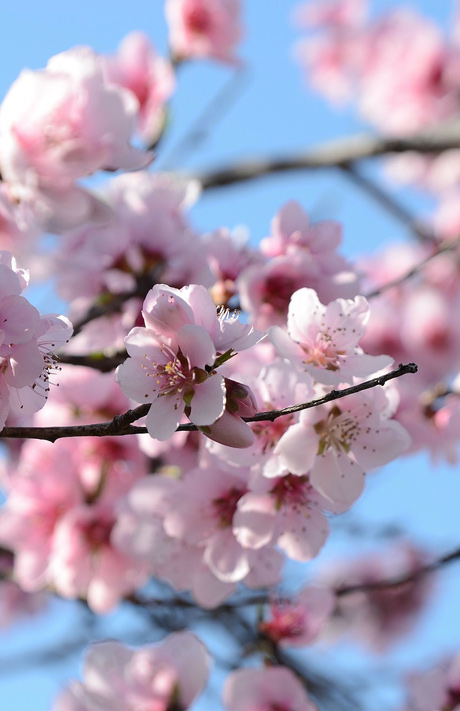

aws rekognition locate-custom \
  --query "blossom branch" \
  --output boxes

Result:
[338,163,435,243]
[336,545,460,596]
[193,126,460,190]
[0,362,417,442]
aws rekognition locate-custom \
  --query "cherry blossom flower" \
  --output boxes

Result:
[0,46,152,232]
[54,632,210,711]
[116,283,262,441]
[223,667,318,711]
[259,585,335,647]
[234,471,331,562]
[165,0,243,64]
[269,287,392,385]
[103,32,175,146]
[275,389,411,508]
[0,251,73,429]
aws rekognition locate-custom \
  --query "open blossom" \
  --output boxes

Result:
[233,471,330,562]
[103,32,175,146]
[259,585,335,647]
[223,667,317,711]
[275,388,411,508]
[0,251,72,429]
[269,287,392,385]
[116,283,262,441]
[54,632,210,711]
[165,0,243,64]
[0,46,152,232]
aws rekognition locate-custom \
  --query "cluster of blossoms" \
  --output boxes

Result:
[294,0,460,219]
[55,632,319,711]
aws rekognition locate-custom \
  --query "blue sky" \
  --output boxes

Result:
[1,2,460,710]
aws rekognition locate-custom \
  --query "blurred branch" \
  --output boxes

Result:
[57,351,126,372]
[193,126,460,190]
[0,362,417,442]
[336,545,460,596]
[338,163,435,243]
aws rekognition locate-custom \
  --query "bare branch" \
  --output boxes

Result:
[192,127,460,190]
[0,362,417,442]
[338,163,435,243]
[336,545,460,596]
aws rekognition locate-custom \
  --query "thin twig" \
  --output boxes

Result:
[0,362,417,442]
[159,67,250,170]
[365,235,460,299]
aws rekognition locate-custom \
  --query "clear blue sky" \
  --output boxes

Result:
[1,2,460,710]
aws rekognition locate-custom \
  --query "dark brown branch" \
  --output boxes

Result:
[0,362,417,442]
[336,545,460,596]
[193,127,460,190]
[57,351,127,372]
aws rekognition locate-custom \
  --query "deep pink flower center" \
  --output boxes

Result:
[81,516,114,550]
[270,474,311,509]
[213,486,247,528]
[444,686,460,711]
[262,274,298,312]
[186,6,211,33]
[260,602,306,642]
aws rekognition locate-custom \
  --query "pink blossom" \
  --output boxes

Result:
[205,226,264,306]
[269,287,392,385]
[54,632,210,711]
[223,667,317,711]
[260,585,335,647]
[50,502,148,613]
[165,0,243,64]
[0,46,152,231]
[116,283,262,441]
[163,461,255,583]
[206,359,312,477]
[275,389,411,508]
[234,471,331,562]
[103,32,175,145]
[294,0,367,30]
[358,10,456,135]
[113,471,283,608]
[0,251,73,428]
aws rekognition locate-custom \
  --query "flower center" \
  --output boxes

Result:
[270,474,312,509]
[213,486,247,528]
[315,406,361,455]
[252,412,294,453]
[301,332,345,370]
[186,6,211,34]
